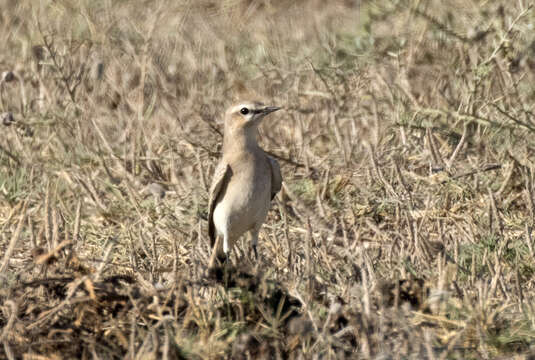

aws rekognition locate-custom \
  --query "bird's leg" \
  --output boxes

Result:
[222,232,234,287]
[209,235,225,265]
[209,236,222,269]
[250,228,260,260]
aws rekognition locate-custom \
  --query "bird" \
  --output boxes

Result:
[208,101,282,266]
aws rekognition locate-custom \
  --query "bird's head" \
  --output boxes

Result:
[224,102,280,136]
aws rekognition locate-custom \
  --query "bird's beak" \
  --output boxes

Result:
[251,106,281,123]
[262,106,281,114]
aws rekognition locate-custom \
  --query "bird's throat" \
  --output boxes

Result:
[223,130,259,154]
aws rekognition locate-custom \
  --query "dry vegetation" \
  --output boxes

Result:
[1,0,535,358]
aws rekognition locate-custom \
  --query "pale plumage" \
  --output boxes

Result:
[208,102,282,264]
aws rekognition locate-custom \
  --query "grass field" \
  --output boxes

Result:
[1,0,535,358]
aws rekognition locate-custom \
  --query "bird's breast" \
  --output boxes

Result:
[225,159,271,211]
[213,154,272,236]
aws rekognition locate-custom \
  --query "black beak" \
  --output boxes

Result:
[263,106,281,114]
[256,106,281,116]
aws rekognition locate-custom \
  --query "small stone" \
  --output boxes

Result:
[147,183,166,199]
[2,71,15,83]
[1,112,15,126]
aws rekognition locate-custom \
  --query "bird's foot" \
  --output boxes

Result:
[253,244,258,260]
[216,252,228,266]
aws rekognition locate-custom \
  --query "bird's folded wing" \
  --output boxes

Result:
[208,161,232,247]
[267,156,282,200]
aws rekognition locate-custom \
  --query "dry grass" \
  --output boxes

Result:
[1,0,535,358]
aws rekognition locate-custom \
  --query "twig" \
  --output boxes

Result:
[440,164,502,184]
[447,121,469,170]
[481,4,533,67]
[0,143,21,165]
[0,200,28,273]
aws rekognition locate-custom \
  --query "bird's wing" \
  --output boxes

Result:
[267,156,282,200]
[208,160,232,247]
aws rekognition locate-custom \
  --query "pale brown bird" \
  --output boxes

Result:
[208,102,282,264]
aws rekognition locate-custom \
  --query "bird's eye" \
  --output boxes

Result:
[240,107,249,115]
